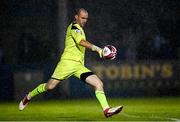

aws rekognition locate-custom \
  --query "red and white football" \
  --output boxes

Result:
[103,45,117,60]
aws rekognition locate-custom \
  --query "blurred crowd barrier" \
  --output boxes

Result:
[0,60,179,101]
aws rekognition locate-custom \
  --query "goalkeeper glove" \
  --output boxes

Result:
[92,45,103,58]
[98,49,103,58]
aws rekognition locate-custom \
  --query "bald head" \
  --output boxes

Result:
[74,8,88,27]
[75,8,88,16]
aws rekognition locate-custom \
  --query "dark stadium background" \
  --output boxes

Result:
[0,0,179,101]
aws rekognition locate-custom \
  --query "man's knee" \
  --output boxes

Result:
[45,79,60,91]
[96,80,104,89]
[46,84,55,91]
[84,74,104,90]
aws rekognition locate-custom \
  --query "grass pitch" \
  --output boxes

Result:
[0,97,180,121]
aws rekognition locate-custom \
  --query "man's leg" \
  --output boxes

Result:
[19,79,61,110]
[84,74,109,110]
[84,74,123,117]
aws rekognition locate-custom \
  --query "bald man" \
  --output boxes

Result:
[19,8,123,118]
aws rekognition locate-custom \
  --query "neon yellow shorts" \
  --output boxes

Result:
[51,59,91,80]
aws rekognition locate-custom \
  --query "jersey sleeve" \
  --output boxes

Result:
[71,25,84,44]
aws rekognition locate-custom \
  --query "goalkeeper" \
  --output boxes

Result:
[19,8,123,117]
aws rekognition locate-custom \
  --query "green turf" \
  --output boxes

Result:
[0,97,180,121]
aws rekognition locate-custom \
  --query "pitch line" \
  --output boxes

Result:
[122,113,180,121]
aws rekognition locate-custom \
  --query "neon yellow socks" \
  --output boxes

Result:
[28,83,46,99]
[28,84,110,111]
[95,90,110,110]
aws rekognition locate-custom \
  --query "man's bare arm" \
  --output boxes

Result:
[79,39,103,58]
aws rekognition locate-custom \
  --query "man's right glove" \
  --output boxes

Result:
[92,45,103,58]
[98,49,103,58]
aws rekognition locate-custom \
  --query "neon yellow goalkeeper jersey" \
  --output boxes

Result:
[60,22,86,64]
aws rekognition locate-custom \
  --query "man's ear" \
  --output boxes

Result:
[75,15,78,20]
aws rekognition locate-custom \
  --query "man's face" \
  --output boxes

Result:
[75,11,88,27]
